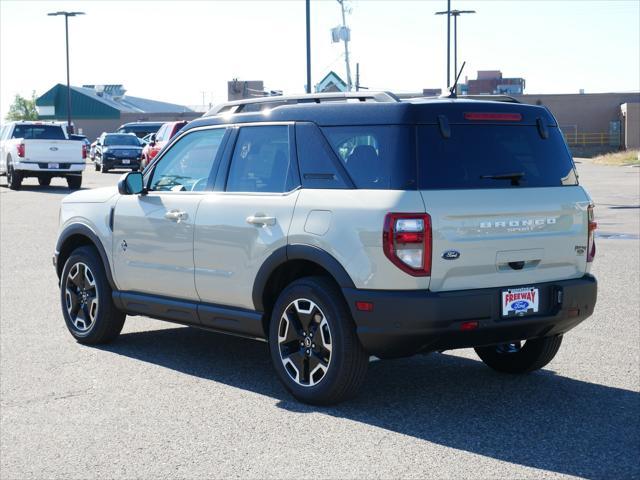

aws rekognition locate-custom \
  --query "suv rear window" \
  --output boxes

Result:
[418,125,577,189]
[12,125,66,140]
[104,134,141,146]
[321,126,416,190]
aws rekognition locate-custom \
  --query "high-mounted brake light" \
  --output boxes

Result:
[587,204,597,262]
[383,213,432,276]
[17,143,25,158]
[464,112,522,121]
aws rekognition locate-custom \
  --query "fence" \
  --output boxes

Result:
[562,132,621,147]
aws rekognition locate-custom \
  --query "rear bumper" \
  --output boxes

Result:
[14,161,85,173]
[342,275,597,358]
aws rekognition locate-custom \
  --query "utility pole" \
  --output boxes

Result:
[306,0,311,93]
[337,0,352,91]
[48,11,85,134]
[451,10,475,78]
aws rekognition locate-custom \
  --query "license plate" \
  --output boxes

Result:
[48,163,60,169]
[502,287,539,317]
[122,159,130,164]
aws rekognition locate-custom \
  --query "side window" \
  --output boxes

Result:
[295,122,350,189]
[148,128,226,192]
[226,125,295,193]
[155,124,168,142]
[322,126,416,190]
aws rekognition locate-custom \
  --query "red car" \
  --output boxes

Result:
[141,121,187,169]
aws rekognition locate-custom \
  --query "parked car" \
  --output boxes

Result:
[54,92,598,405]
[141,121,188,169]
[0,121,86,189]
[116,121,164,139]
[93,133,143,173]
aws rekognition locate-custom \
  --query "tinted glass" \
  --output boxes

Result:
[226,126,294,193]
[118,124,163,137]
[322,126,416,190]
[104,134,140,146]
[295,123,349,189]
[149,128,225,192]
[418,125,578,189]
[12,125,66,140]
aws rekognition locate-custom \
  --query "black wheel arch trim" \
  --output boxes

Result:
[252,244,356,311]
[55,224,116,290]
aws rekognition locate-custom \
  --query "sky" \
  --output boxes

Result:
[1,0,639,120]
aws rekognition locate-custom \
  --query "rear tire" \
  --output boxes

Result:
[67,175,82,190]
[95,162,101,172]
[60,246,125,344]
[268,276,369,405]
[38,177,51,186]
[474,335,563,374]
[7,156,22,190]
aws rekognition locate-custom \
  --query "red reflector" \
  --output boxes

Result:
[464,112,522,121]
[567,307,580,318]
[395,232,423,244]
[460,321,479,331]
[356,301,374,312]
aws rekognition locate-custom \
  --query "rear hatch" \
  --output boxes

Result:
[418,105,592,292]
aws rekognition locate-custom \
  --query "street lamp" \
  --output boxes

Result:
[436,5,475,88]
[47,11,85,134]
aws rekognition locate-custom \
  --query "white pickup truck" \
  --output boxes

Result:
[0,121,86,190]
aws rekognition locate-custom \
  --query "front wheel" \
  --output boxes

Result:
[94,162,101,172]
[474,336,563,374]
[67,175,82,190]
[269,276,369,405]
[60,246,125,344]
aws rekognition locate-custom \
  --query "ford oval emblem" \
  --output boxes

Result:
[442,250,461,260]
[512,300,529,311]
[49,146,58,151]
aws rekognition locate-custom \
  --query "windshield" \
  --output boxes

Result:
[12,125,66,140]
[104,135,141,146]
[417,125,577,189]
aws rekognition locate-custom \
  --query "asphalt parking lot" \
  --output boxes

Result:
[1,161,638,479]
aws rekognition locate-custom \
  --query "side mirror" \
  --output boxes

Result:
[118,171,144,195]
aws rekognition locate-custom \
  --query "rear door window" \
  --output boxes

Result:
[12,125,66,140]
[417,125,577,189]
[321,126,416,190]
[226,125,297,193]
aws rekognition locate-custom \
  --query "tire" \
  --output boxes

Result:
[101,163,109,173]
[94,162,101,172]
[60,246,125,344]
[6,156,22,190]
[474,335,563,374]
[67,175,82,190]
[38,177,51,186]
[268,276,369,405]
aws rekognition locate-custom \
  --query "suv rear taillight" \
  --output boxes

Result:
[82,144,87,160]
[383,213,432,276]
[17,143,25,158]
[587,204,597,262]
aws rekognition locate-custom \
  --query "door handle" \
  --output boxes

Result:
[246,215,276,227]
[165,209,188,222]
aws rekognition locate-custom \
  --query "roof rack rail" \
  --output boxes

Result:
[204,91,401,117]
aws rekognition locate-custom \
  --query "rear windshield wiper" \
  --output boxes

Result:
[480,172,525,186]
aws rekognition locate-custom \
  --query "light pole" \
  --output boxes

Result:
[306,0,311,93]
[450,10,475,78]
[47,11,85,134]
[435,0,452,87]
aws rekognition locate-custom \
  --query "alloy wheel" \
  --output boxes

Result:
[277,298,332,387]
[64,262,99,332]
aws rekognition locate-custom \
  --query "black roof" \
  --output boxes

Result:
[185,98,557,132]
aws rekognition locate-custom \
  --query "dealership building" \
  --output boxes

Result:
[36,84,200,140]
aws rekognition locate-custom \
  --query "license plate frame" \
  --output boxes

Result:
[501,287,539,317]
[48,163,60,169]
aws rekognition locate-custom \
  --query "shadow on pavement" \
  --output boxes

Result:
[100,326,639,479]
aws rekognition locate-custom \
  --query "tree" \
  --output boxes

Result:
[5,91,38,121]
